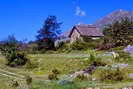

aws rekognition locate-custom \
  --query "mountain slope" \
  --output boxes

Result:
[94,9,133,29]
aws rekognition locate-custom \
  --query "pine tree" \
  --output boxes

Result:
[36,16,62,50]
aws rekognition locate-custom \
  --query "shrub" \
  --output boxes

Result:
[6,51,28,67]
[52,69,60,75]
[48,73,58,80]
[25,75,32,85]
[91,61,106,67]
[48,69,60,80]
[10,80,19,88]
[0,35,28,67]
[57,43,71,53]
[70,40,89,50]
[75,74,88,81]
[112,46,124,51]
[55,41,65,49]
[4,48,28,67]
[115,50,131,62]
[93,68,127,81]
[83,50,106,66]
[97,43,115,50]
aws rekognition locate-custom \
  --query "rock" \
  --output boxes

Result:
[58,79,73,85]
[110,51,119,58]
[92,77,96,81]
[85,88,100,89]
[112,63,128,69]
[58,75,74,85]
[83,65,97,74]
[100,51,119,58]
[120,86,133,89]
[128,73,133,79]
[85,88,93,89]
[124,45,133,56]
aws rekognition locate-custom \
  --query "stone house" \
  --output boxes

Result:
[68,24,104,43]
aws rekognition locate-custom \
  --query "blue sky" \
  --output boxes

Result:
[0,0,133,41]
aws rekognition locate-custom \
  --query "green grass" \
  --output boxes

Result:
[0,50,132,89]
[28,53,89,75]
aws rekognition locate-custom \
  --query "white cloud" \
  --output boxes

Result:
[75,6,86,17]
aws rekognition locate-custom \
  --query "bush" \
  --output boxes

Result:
[48,69,60,80]
[52,69,60,75]
[97,43,115,50]
[93,68,127,81]
[10,80,19,88]
[113,50,131,62]
[70,40,89,50]
[75,74,88,81]
[56,43,71,53]
[25,75,32,85]
[83,50,106,66]
[4,48,28,67]
[48,73,58,80]
[0,36,28,67]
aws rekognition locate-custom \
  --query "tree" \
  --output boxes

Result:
[36,16,62,50]
[103,17,133,46]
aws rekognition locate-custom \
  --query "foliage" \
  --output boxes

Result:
[0,35,28,67]
[48,73,58,80]
[36,15,62,51]
[103,17,133,46]
[115,50,131,62]
[70,40,90,50]
[84,50,106,66]
[7,52,28,67]
[56,41,65,49]
[94,68,128,81]
[11,80,19,88]
[75,74,88,81]
[48,69,60,80]
[97,43,116,50]
[0,51,132,89]
[25,75,32,85]
[56,43,71,53]
[52,69,60,75]
[111,46,124,51]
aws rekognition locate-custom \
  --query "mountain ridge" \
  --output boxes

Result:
[94,9,133,29]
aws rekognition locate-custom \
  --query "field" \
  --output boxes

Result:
[0,50,133,89]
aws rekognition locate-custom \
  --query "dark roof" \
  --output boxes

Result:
[69,24,104,37]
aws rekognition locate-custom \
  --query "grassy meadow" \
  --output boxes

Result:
[0,50,132,89]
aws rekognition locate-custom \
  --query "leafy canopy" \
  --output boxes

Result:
[36,15,62,50]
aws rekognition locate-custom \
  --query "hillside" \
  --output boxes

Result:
[94,9,133,29]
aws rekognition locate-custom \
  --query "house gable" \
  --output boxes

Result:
[68,24,104,43]
[70,27,81,43]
